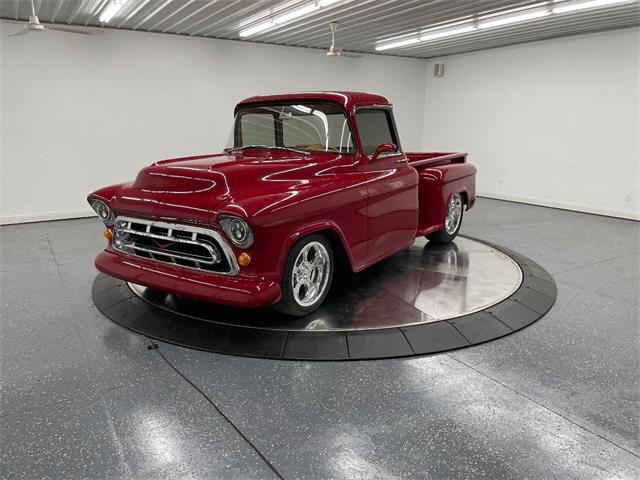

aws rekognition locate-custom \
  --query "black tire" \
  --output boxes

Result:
[273,234,334,317]
[427,193,464,244]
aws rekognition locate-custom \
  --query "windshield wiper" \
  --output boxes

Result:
[225,145,270,152]
[270,146,309,155]
[225,145,309,155]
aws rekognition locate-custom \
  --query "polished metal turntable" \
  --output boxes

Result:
[92,237,556,360]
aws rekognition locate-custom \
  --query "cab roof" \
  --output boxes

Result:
[235,91,391,112]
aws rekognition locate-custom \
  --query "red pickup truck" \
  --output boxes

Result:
[88,92,476,316]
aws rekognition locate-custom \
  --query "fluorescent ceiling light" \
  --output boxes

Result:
[553,0,632,14]
[375,37,420,51]
[374,0,636,51]
[376,24,476,51]
[274,3,319,24]
[239,21,275,37]
[239,0,342,38]
[99,0,127,23]
[477,8,550,29]
[420,25,476,41]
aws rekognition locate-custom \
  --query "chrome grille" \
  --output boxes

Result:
[112,216,239,275]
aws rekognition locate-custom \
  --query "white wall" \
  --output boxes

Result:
[3,25,638,224]
[423,27,640,220]
[0,24,427,224]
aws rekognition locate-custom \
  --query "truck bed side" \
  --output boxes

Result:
[406,152,477,237]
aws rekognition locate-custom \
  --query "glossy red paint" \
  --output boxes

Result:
[95,250,281,307]
[406,152,477,236]
[236,91,391,113]
[88,92,476,308]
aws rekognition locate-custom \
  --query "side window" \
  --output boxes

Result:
[355,109,397,155]
[239,113,275,146]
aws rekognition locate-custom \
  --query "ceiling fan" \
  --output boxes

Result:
[4,0,100,36]
[324,22,361,58]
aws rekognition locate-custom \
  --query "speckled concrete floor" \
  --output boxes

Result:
[1,198,638,479]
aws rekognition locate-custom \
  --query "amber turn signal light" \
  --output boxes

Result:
[238,252,251,267]
[103,228,112,241]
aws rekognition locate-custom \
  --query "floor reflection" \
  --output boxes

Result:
[129,237,522,331]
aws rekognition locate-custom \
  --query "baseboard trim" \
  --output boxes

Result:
[477,191,639,221]
[0,209,96,225]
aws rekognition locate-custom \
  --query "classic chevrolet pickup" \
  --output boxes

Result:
[88,92,476,316]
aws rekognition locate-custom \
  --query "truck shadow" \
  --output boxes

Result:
[133,239,468,331]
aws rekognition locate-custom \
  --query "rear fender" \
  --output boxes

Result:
[417,164,476,232]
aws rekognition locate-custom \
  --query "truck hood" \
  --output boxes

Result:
[108,152,342,223]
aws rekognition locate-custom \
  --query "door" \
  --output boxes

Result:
[356,108,419,263]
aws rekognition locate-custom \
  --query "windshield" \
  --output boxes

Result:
[226,103,355,154]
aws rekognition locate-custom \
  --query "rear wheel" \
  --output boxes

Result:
[426,193,464,244]
[273,234,334,317]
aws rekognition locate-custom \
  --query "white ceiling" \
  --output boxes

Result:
[2,0,639,58]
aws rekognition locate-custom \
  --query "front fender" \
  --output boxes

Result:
[87,183,128,204]
[230,172,368,280]
[276,220,356,279]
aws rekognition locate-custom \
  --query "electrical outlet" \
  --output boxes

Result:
[625,192,632,202]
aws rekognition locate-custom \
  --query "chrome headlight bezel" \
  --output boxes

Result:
[219,215,253,248]
[89,198,115,226]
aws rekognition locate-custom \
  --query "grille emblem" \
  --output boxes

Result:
[152,239,175,250]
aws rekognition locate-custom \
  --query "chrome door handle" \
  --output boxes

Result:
[395,158,408,164]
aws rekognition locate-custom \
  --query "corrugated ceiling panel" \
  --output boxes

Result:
[1,0,638,58]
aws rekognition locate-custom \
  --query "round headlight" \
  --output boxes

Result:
[97,203,110,220]
[230,219,247,242]
[219,216,253,248]
[89,198,115,226]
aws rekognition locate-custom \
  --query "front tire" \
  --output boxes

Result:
[427,193,464,244]
[273,234,334,317]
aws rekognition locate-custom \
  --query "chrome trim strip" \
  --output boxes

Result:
[113,216,240,276]
[121,243,218,265]
[117,226,219,262]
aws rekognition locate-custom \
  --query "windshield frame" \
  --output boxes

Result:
[229,100,358,156]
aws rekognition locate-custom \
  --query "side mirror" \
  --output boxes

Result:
[370,143,397,162]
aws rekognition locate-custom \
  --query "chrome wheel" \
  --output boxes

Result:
[291,241,331,307]
[445,193,463,235]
